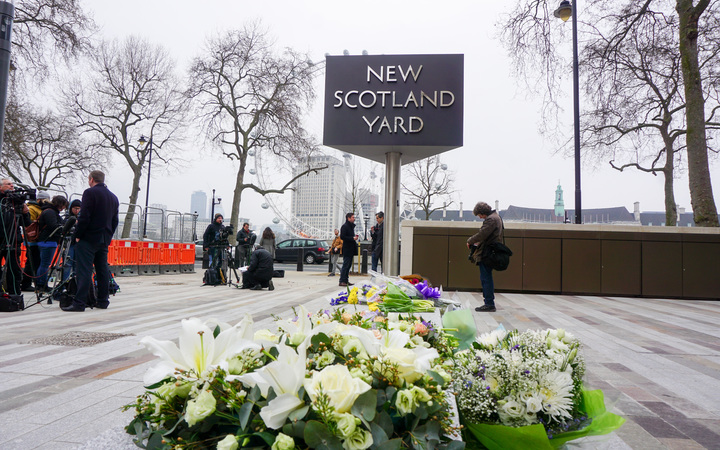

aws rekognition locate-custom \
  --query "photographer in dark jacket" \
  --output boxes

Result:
[467,202,503,313]
[36,195,68,291]
[240,245,274,290]
[62,170,119,312]
[0,179,31,296]
[339,212,358,287]
[203,213,224,268]
[61,199,82,282]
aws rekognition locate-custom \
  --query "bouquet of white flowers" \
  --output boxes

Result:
[451,326,624,449]
[125,307,463,450]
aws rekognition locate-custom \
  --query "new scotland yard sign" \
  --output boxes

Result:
[323,54,463,164]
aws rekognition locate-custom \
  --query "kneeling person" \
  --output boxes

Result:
[241,245,274,290]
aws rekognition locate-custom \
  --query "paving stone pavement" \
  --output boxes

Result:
[0,270,719,449]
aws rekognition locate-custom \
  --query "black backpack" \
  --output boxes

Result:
[203,268,223,286]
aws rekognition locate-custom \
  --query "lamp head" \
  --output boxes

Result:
[138,135,148,146]
[554,0,572,22]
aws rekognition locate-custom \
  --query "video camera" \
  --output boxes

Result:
[0,188,36,212]
[219,223,233,240]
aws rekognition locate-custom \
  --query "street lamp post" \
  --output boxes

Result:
[210,189,221,219]
[138,135,153,238]
[363,213,369,241]
[554,0,582,224]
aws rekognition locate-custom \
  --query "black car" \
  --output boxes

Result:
[274,238,329,264]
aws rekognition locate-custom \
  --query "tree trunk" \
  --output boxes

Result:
[121,170,143,238]
[661,132,678,226]
[677,0,719,226]
[230,161,246,245]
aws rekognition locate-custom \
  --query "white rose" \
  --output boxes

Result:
[185,389,217,426]
[271,432,295,450]
[334,412,359,438]
[304,365,371,413]
[342,428,373,450]
[395,388,418,416]
[216,434,238,450]
[524,395,543,413]
[500,399,525,420]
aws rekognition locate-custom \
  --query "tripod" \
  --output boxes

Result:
[26,229,73,308]
[219,244,242,288]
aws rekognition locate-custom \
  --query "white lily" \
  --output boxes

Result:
[237,342,308,429]
[140,317,260,385]
[378,329,439,384]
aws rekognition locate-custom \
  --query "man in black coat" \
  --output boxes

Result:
[240,246,274,290]
[372,211,384,272]
[339,212,358,287]
[62,170,119,312]
[0,179,31,296]
[203,214,225,268]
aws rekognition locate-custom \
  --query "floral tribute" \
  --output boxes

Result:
[125,306,464,450]
[330,273,455,314]
[451,327,624,449]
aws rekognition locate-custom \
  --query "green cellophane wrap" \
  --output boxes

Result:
[463,389,625,449]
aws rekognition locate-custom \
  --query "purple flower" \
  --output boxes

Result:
[415,280,441,299]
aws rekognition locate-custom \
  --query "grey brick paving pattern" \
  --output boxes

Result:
[0,270,718,449]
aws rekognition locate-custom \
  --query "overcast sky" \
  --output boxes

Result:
[77,0,719,228]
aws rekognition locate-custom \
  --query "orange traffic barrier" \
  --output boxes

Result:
[113,240,140,276]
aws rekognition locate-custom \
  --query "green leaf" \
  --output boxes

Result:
[371,422,389,446]
[288,405,310,422]
[414,421,440,442]
[282,420,306,439]
[254,431,276,446]
[146,431,168,450]
[377,438,404,450]
[310,332,332,350]
[386,386,397,400]
[304,420,342,448]
[426,370,446,387]
[144,377,173,390]
[248,384,261,402]
[415,405,429,420]
[213,324,221,338]
[376,388,387,407]
[238,401,253,429]
[352,390,377,422]
[375,410,394,438]
[440,441,466,450]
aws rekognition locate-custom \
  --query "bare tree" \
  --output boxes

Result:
[65,36,188,238]
[401,156,455,220]
[499,0,719,226]
[582,8,692,226]
[186,23,325,239]
[1,98,105,191]
[12,0,94,77]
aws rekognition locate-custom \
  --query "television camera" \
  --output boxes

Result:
[1,188,36,212]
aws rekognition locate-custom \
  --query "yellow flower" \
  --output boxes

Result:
[368,302,379,312]
[348,288,359,304]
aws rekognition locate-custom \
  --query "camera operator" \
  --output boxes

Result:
[0,179,32,296]
[236,222,255,267]
[203,213,225,268]
[35,195,69,291]
[20,190,50,291]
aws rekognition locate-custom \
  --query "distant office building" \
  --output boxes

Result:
[148,203,167,227]
[291,155,347,235]
[191,191,208,220]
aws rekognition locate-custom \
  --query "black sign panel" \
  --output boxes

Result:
[323,54,463,164]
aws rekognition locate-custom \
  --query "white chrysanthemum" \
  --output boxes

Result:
[540,371,574,420]
[477,329,507,348]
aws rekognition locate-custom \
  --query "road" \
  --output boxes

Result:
[194,260,330,273]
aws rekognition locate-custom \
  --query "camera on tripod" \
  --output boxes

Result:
[1,188,36,212]
[218,223,234,242]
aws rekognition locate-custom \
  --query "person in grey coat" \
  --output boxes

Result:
[467,201,503,312]
[258,227,276,259]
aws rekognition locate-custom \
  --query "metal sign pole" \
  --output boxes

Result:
[0,1,14,164]
[384,152,401,276]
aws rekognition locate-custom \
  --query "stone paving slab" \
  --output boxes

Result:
[0,269,719,449]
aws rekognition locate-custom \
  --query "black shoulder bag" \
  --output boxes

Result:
[481,220,513,271]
